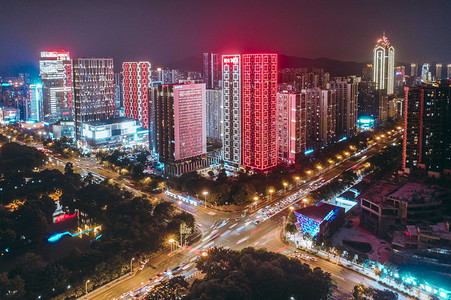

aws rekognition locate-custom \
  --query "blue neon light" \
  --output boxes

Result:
[95,234,102,240]
[47,228,94,243]
[1,83,12,87]
[304,149,314,155]
[338,137,347,142]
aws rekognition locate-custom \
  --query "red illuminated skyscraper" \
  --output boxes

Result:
[242,54,278,170]
[122,62,151,129]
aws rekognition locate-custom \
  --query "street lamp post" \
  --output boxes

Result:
[130,257,135,274]
[85,279,90,295]
[294,176,300,187]
[169,238,175,253]
[283,182,288,194]
[252,196,258,210]
[268,189,274,202]
[202,191,208,208]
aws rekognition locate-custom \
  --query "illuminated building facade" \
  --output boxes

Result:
[72,58,115,141]
[277,91,306,164]
[27,84,43,122]
[373,34,395,94]
[203,53,221,89]
[206,88,223,141]
[330,77,359,140]
[394,66,406,92]
[80,118,146,148]
[222,54,242,166]
[402,81,451,175]
[114,73,123,117]
[421,63,432,83]
[294,203,345,239]
[152,83,207,177]
[306,88,336,150]
[242,53,278,170]
[435,64,443,80]
[39,50,73,122]
[122,62,151,129]
[448,64,451,79]
[410,63,418,77]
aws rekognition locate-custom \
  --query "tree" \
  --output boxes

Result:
[0,272,25,299]
[145,276,189,300]
[287,211,297,225]
[373,289,398,300]
[187,247,333,300]
[285,223,298,236]
[345,250,356,263]
[323,240,332,258]
[334,245,344,263]
[353,283,373,299]
[356,253,369,268]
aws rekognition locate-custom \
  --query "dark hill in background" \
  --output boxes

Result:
[170,54,370,76]
[278,55,368,76]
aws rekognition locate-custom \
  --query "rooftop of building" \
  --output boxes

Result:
[359,180,400,204]
[295,202,343,223]
[386,182,448,203]
[84,117,137,126]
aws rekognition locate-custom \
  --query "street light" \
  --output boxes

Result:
[289,206,294,211]
[302,198,308,208]
[306,170,312,175]
[294,176,300,187]
[202,191,208,208]
[7,135,11,143]
[169,238,175,253]
[252,196,259,210]
[130,257,135,274]
[85,279,90,295]
[268,189,274,201]
[283,182,288,193]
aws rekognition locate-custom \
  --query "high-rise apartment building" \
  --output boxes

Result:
[277,91,306,164]
[206,88,223,141]
[242,54,278,170]
[122,62,151,129]
[222,54,242,166]
[151,83,207,177]
[394,66,406,91]
[447,64,451,79]
[72,58,115,141]
[435,64,443,80]
[373,34,395,95]
[421,64,432,83]
[39,51,73,122]
[402,81,451,175]
[410,63,418,77]
[203,53,221,89]
[27,84,43,122]
[330,77,358,140]
[114,73,123,117]
[305,88,337,150]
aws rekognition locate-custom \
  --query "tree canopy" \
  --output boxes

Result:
[186,247,333,300]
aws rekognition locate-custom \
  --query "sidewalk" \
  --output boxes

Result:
[285,234,429,300]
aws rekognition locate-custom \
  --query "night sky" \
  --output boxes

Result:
[1,0,450,76]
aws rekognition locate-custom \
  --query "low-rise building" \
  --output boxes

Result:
[360,181,447,238]
[80,118,148,148]
[294,203,345,239]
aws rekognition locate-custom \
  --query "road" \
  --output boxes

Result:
[85,132,405,299]
[2,126,408,299]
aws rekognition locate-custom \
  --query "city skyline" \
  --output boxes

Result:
[1,0,450,76]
